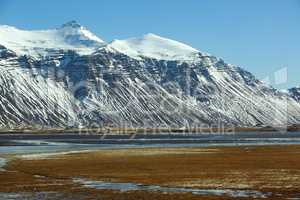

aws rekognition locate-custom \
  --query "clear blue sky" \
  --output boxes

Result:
[0,0,299,89]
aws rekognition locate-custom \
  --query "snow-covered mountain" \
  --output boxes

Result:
[0,22,299,128]
[0,21,104,58]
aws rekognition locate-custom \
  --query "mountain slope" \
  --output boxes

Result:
[79,48,300,127]
[0,45,78,127]
[289,86,300,101]
[0,22,299,128]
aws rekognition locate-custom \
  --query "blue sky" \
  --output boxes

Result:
[0,0,299,89]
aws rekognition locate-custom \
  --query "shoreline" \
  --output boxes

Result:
[0,124,300,135]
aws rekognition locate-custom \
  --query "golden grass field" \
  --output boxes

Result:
[1,145,300,199]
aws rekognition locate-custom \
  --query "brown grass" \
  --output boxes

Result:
[1,145,300,199]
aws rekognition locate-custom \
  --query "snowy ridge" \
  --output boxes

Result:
[107,33,201,61]
[0,21,104,58]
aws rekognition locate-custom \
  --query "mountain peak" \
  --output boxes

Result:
[0,22,104,57]
[108,33,199,61]
[143,33,162,39]
[58,21,105,44]
[61,20,82,29]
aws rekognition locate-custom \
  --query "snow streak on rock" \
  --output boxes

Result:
[0,46,78,127]
[289,86,300,102]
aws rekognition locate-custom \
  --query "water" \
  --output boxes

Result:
[1,132,300,155]
[73,178,271,198]
[0,192,84,200]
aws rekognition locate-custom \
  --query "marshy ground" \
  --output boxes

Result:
[1,145,300,199]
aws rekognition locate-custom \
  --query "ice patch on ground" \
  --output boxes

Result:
[0,157,7,171]
[73,178,271,198]
[18,150,93,160]
[11,140,70,146]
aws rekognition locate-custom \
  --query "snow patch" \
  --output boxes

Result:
[18,150,93,160]
[108,33,200,61]
[0,158,7,171]
[0,21,105,58]
[11,140,69,146]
